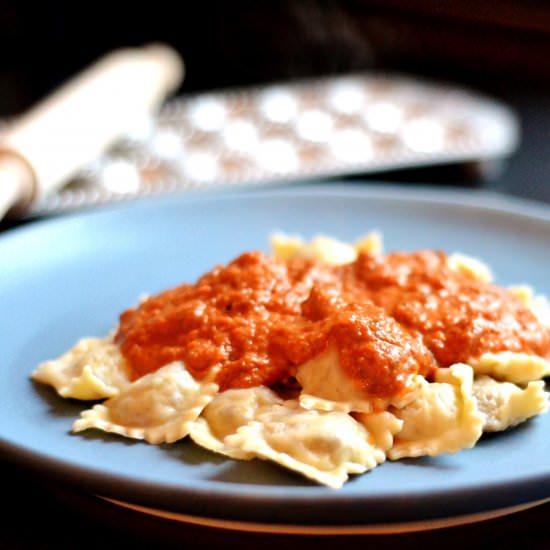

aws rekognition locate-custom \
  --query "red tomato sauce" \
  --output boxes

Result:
[115,250,550,397]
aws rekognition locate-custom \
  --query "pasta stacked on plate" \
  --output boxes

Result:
[32,233,550,488]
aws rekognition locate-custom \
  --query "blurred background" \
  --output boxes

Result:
[1,0,550,204]
[3,1,550,106]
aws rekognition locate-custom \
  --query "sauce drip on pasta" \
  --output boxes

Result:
[115,250,550,397]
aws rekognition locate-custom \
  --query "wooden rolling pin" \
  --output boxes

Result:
[0,43,184,219]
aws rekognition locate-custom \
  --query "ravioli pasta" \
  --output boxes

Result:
[472,376,548,432]
[73,362,218,444]
[32,336,130,400]
[189,386,283,459]
[297,345,420,414]
[225,403,385,489]
[388,364,483,459]
[31,232,550,489]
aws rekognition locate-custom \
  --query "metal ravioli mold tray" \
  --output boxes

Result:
[29,73,520,215]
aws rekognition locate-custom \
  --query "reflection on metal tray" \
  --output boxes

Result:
[30,73,519,215]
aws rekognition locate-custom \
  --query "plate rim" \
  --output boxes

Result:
[101,496,550,535]
[5,181,550,244]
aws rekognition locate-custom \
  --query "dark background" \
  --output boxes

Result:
[2,1,550,108]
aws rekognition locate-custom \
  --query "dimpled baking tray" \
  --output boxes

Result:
[27,73,519,215]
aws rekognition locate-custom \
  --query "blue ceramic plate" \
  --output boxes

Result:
[1,184,549,532]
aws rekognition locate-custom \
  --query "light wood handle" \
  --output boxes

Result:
[0,43,184,219]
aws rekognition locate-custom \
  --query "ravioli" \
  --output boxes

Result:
[296,345,419,414]
[31,336,130,400]
[32,232,550,489]
[469,352,550,384]
[189,386,283,459]
[388,364,484,459]
[447,252,493,283]
[270,231,382,265]
[225,402,385,489]
[73,362,218,444]
[472,376,548,431]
